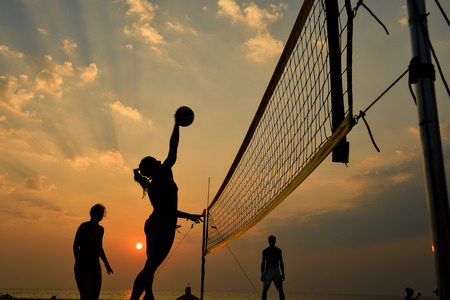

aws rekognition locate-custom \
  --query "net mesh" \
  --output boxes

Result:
[206,0,352,253]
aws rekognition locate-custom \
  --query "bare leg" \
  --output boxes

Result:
[130,269,147,300]
[131,217,175,300]
[91,267,102,300]
[274,280,285,300]
[130,264,156,300]
[75,264,88,300]
[262,288,268,300]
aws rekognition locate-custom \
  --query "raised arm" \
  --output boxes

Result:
[164,118,180,168]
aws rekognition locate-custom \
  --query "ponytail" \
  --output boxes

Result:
[134,168,149,198]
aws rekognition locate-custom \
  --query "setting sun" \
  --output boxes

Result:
[136,243,143,250]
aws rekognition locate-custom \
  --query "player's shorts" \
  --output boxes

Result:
[263,268,282,289]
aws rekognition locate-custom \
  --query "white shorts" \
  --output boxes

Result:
[263,268,281,289]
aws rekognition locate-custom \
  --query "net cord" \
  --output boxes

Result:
[208,0,316,210]
[206,0,354,254]
[206,114,352,254]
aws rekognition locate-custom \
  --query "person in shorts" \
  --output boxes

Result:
[261,235,285,300]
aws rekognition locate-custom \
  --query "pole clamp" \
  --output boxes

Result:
[409,56,436,84]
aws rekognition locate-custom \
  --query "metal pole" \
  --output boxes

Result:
[324,0,350,163]
[200,208,207,300]
[200,178,210,300]
[406,1,450,299]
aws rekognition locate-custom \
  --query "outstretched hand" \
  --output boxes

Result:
[189,214,203,224]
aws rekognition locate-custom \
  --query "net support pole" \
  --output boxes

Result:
[201,178,210,300]
[200,208,207,300]
[325,0,349,163]
[406,1,450,298]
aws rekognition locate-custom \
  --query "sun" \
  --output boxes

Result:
[136,243,143,250]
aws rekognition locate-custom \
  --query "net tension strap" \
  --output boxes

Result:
[356,56,436,153]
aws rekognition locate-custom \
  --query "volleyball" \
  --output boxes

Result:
[175,106,194,127]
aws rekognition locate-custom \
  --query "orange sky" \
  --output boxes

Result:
[0,0,449,297]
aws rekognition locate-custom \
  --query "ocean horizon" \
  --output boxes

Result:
[0,289,437,300]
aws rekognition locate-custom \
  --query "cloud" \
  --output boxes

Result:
[27,152,58,163]
[217,0,243,23]
[54,62,74,76]
[1,191,65,218]
[0,75,36,116]
[62,39,78,54]
[23,175,56,192]
[0,206,37,220]
[124,0,157,22]
[122,0,164,46]
[0,45,24,58]
[243,32,283,63]
[66,148,129,173]
[34,56,99,95]
[398,17,408,26]
[121,0,179,60]
[0,175,15,194]
[78,63,100,85]
[37,27,49,36]
[66,156,90,170]
[35,69,64,97]
[0,48,102,124]
[34,56,75,97]
[217,0,285,30]
[108,100,143,121]
[98,148,127,170]
[124,22,166,45]
[166,21,199,36]
[217,0,286,63]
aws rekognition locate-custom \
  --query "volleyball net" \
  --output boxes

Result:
[205,0,354,254]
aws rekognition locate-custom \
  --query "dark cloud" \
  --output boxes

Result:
[256,152,432,253]
[0,191,65,221]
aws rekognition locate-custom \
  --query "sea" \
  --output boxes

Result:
[0,289,437,300]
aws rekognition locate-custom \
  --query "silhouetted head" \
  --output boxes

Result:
[138,156,161,178]
[405,288,414,296]
[90,203,106,222]
[268,235,276,245]
[134,156,161,197]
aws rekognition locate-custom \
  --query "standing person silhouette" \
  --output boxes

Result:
[73,203,113,300]
[261,235,285,300]
[130,113,203,300]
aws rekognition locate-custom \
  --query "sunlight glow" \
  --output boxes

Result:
[136,243,143,250]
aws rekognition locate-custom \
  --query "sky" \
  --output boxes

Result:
[0,0,449,298]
